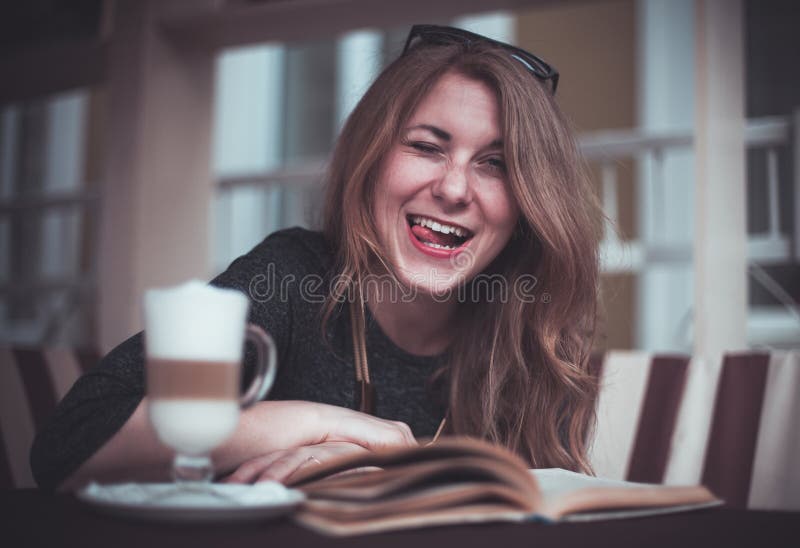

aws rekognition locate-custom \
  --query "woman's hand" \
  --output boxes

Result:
[60,399,416,490]
[212,400,417,476]
[223,441,367,484]
[304,401,417,449]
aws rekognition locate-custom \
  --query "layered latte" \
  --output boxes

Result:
[144,281,249,456]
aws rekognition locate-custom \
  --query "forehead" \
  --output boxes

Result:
[408,72,501,137]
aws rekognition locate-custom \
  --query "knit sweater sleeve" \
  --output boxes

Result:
[29,228,319,490]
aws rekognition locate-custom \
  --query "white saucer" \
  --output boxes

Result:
[77,481,306,522]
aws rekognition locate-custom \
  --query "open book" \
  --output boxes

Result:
[285,437,721,536]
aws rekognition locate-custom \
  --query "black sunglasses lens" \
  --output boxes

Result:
[405,27,467,52]
[403,25,558,94]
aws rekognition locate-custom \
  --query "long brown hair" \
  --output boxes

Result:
[321,40,602,473]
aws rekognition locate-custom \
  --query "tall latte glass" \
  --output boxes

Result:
[144,280,276,483]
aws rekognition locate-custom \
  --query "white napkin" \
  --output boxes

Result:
[81,481,298,508]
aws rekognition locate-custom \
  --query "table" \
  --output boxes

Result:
[2,489,798,548]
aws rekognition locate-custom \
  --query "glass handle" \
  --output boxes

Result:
[240,324,278,408]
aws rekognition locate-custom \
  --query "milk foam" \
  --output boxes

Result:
[144,280,249,362]
[149,400,240,455]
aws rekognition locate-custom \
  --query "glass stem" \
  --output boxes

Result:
[172,454,214,483]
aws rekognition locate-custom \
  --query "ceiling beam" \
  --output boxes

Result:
[0,38,107,104]
[158,0,563,50]
[0,0,575,104]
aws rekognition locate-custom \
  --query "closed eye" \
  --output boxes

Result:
[483,156,507,174]
[404,140,441,154]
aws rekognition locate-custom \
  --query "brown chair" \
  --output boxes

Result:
[590,350,800,510]
[589,351,691,484]
[699,351,800,509]
[0,347,99,488]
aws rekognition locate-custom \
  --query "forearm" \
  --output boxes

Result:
[59,399,323,490]
[58,399,172,491]
[59,399,415,490]
[210,400,325,475]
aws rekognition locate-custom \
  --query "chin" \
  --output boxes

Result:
[388,258,473,301]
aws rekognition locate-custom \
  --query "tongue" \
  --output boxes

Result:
[411,225,461,247]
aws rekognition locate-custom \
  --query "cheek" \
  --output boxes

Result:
[372,192,396,250]
[373,157,425,241]
[482,186,520,239]
[379,152,440,202]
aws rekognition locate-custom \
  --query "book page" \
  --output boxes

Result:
[530,468,720,520]
[532,468,649,498]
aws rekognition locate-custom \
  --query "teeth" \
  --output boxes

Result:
[410,216,469,238]
[422,241,457,250]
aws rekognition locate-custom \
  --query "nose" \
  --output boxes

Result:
[431,164,473,208]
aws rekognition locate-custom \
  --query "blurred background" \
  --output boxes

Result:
[0,0,798,355]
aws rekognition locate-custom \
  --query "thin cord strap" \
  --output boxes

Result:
[430,417,447,444]
[350,297,374,414]
[348,289,446,432]
[349,297,369,383]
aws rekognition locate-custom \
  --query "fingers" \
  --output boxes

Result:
[225,442,368,484]
[360,418,417,448]
[223,451,287,484]
[324,411,417,450]
[391,420,416,446]
[254,452,315,484]
[271,401,417,450]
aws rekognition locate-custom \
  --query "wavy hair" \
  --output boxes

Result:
[321,40,602,473]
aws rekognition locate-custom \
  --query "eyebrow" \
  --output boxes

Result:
[405,124,503,149]
[407,124,451,141]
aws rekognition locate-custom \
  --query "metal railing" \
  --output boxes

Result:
[585,114,797,272]
[2,113,797,345]
[215,112,799,272]
[0,190,99,344]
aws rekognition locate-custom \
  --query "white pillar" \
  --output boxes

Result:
[637,0,695,352]
[336,30,382,130]
[213,45,285,271]
[794,108,800,261]
[693,0,748,359]
[99,0,215,351]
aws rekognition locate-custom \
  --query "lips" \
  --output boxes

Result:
[410,224,463,248]
[405,214,474,259]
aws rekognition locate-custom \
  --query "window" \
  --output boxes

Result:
[0,89,100,346]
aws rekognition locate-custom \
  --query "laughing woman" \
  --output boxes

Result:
[31,25,602,490]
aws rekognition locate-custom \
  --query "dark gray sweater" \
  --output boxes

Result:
[30,228,446,490]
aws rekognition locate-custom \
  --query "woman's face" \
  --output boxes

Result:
[373,71,520,297]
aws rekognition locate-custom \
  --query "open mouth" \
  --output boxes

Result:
[406,214,474,251]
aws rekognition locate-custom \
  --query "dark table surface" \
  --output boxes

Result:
[2,489,799,548]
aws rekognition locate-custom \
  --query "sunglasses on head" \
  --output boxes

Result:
[402,24,560,95]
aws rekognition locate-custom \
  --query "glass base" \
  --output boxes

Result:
[172,454,213,483]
